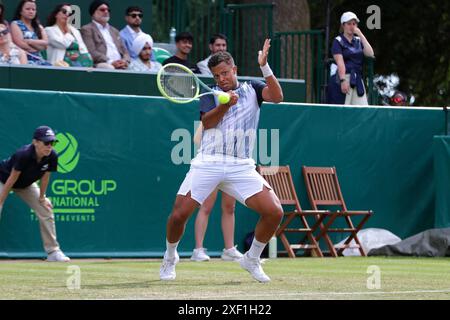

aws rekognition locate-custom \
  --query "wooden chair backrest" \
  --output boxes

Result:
[257,165,301,210]
[302,166,348,211]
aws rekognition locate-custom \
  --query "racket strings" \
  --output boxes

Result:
[159,66,198,101]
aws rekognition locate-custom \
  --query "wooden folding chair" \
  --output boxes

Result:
[257,165,329,258]
[302,166,373,257]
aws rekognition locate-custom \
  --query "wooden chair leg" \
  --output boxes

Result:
[279,232,296,258]
[307,232,323,257]
[315,213,339,257]
[336,214,372,256]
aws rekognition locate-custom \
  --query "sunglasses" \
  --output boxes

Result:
[128,13,143,18]
[42,140,57,146]
[0,28,9,37]
[60,8,75,16]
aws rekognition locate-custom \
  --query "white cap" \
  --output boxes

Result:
[340,11,360,24]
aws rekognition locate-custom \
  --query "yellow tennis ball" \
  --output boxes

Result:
[218,93,230,104]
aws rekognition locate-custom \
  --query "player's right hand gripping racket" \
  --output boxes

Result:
[156,63,230,104]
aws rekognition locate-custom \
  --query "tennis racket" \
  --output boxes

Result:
[156,63,230,104]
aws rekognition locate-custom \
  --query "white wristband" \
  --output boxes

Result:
[260,63,273,78]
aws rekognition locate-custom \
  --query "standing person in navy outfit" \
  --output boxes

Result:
[0,126,70,262]
[327,12,375,105]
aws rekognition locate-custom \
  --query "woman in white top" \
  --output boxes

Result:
[0,23,27,65]
[45,3,92,67]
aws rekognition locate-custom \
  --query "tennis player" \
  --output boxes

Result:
[160,39,284,283]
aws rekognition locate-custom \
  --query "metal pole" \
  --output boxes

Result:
[321,0,332,103]
[444,106,448,135]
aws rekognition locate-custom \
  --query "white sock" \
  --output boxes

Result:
[248,238,267,259]
[165,239,179,259]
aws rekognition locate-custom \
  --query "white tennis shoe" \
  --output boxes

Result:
[46,250,70,262]
[190,248,210,261]
[221,246,244,261]
[160,252,180,281]
[239,252,270,283]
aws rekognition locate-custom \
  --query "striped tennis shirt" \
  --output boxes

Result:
[198,80,265,160]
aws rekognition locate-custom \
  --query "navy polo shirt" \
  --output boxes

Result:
[331,33,364,73]
[0,144,58,189]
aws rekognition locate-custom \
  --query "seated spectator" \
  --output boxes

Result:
[0,23,27,64]
[45,4,93,67]
[10,0,50,65]
[128,33,161,73]
[120,6,146,60]
[162,31,200,73]
[80,0,130,69]
[197,33,227,76]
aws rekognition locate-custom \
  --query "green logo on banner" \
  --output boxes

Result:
[54,133,80,173]
[30,131,118,224]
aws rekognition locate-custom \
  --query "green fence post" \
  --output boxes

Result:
[316,31,324,103]
[272,33,280,77]
[267,3,274,40]
[175,0,182,32]
[224,6,234,55]
[366,57,377,105]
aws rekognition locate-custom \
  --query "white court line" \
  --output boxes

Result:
[188,289,450,299]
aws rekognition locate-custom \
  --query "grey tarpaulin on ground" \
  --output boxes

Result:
[336,228,401,256]
[368,228,450,257]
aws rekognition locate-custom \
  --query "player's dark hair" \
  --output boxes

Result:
[209,33,227,45]
[208,51,234,69]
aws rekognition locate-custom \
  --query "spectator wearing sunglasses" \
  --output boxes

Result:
[45,3,93,67]
[0,23,28,64]
[10,0,50,66]
[0,126,70,262]
[120,6,147,60]
[80,0,130,70]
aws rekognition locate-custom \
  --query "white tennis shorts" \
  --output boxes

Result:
[177,155,271,206]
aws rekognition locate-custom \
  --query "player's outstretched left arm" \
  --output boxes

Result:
[259,39,283,103]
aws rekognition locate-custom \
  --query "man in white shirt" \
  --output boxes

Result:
[80,0,130,69]
[197,33,227,76]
